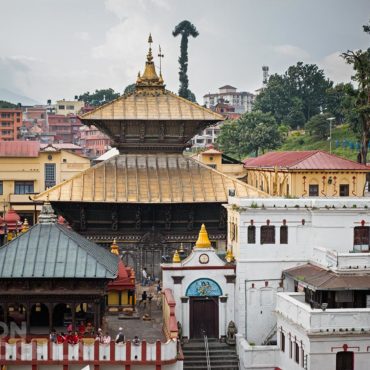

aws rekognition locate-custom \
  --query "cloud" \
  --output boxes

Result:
[273,44,310,59]
[75,31,90,41]
[318,51,353,84]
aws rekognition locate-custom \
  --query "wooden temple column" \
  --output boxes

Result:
[25,303,31,335]
[71,303,76,330]
[48,303,54,332]
[94,301,100,331]
[3,304,8,329]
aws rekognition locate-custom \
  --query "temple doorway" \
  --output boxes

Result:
[190,297,219,338]
[186,278,222,339]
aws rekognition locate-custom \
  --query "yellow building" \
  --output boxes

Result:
[193,146,246,179]
[0,141,90,223]
[55,99,85,116]
[244,150,370,197]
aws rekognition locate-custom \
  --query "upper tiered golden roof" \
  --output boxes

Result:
[80,35,223,122]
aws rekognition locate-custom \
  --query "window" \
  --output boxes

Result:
[289,338,292,358]
[45,163,56,188]
[66,105,75,110]
[58,105,65,110]
[261,225,275,244]
[248,225,256,244]
[354,226,370,247]
[280,332,285,352]
[280,225,288,244]
[340,184,349,197]
[336,351,353,370]
[301,347,305,367]
[295,342,299,364]
[0,181,3,195]
[309,184,319,196]
[14,181,34,194]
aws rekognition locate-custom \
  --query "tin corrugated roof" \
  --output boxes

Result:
[0,223,118,279]
[0,141,40,157]
[243,151,370,171]
[284,263,370,290]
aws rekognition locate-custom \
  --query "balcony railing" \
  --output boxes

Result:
[0,338,178,366]
[276,292,370,333]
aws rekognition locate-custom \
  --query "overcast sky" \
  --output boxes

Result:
[0,0,369,104]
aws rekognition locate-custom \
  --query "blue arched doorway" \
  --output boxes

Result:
[186,278,222,339]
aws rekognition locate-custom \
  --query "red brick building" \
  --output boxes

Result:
[79,125,111,158]
[0,109,22,141]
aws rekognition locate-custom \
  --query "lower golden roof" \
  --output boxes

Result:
[34,154,267,203]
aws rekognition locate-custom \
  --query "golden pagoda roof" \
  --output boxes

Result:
[34,154,267,203]
[79,90,224,122]
[80,34,223,122]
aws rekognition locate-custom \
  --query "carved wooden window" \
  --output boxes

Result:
[280,226,288,244]
[354,226,370,246]
[248,226,256,244]
[261,225,275,244]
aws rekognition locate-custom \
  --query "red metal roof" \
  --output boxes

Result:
[108,260,135,290]
[0,141,40,157]
[243,150,370,171]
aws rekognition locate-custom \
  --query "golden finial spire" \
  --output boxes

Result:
[136,33,164,91]
[110,238,119,255]
[21,218,29,233]
[225,248,235,263]
[172,250,181,263]
[195,224,211,248]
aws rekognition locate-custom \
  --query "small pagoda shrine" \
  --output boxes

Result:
[107,239,136,312]
[34,35,266,279]
[0,208,22,245]
[0,202,118,335]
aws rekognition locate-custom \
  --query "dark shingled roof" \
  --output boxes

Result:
[0,223,118,279]
[284,263,370,291]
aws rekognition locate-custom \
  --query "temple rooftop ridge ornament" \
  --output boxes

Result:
[195,224,212,249]
[38,202,57,224]
[110,238,120,256]
[136,33,165,94]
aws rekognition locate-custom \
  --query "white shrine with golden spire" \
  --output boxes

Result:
[161,224,236,340]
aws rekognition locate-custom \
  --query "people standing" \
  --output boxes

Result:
[49,328,57,343]
[139,291,148,308]
[115,327,125,344]
[102,332,111,344]
[142,267,148,286]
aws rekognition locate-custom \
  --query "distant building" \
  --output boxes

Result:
[193,146,246,179]
[203,85,254,114]
[55,98,84,116]
[244,150,370,197]
[79,125,111,158]
[47,114,82,144]
[0,108,22,141]
[0,141,90,223]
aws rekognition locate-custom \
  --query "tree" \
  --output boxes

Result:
[254,63,333,126]
[124,84,136,95]
[342,19,370,164]
[78,88,120,106]
[286,62,333,121]
[217,111,282,159]
[173,20,199,102]
[305,113,332,139]
[253,74,292,124]
[0,100,17,108]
